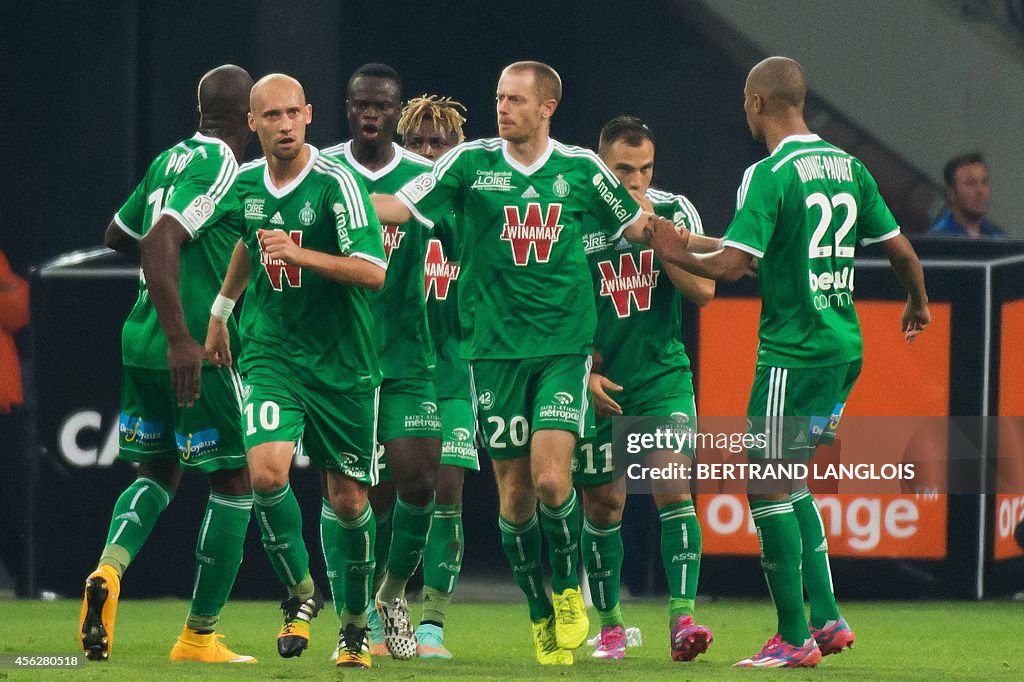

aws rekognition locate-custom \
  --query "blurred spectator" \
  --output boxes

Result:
[0,247,30,595]
[928,152,1004,238]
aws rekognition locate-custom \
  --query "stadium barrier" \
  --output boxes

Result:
[26,239,1024,599]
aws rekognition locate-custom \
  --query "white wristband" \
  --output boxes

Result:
[211,294,236,321]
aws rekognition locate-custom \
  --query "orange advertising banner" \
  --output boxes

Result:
[697,493,948,559]
[995,300,1024,559]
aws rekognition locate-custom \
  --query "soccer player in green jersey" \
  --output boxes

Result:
[399,94,473,660]
[372,61,649,665]
[321,63,441,662]
[575,116,715,662]
[648,56,930,668]
[79,64,256,664]
[205,73,386,670]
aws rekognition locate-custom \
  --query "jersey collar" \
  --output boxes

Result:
[500,138,554,176]
[770,134,822,156]
[341,141,403,181]
[191,131,233,156]
[262,144,319,198]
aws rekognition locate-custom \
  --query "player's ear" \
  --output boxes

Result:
[305,103,313,124]
[247,112,256,132]
[542,99,558,119]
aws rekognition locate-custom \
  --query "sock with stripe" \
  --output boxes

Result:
[659,499,702,624]
[539,488,581,593]
[750,499,809,646]
[379,496,434,602]
[99,476,174,576]
[421,504,464,627]
[372,505,392,595]
[186,492,252,631]
[336,502,376,629]
[253,484,310,594]
[499,514,553,621]
[790,486,840,628]
[581,517,624,626]
[320,498,346,618]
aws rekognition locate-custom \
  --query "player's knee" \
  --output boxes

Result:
[396,479,436,507]
[533,470,570,506]
[583,494,623,526]
[249,466,289,493]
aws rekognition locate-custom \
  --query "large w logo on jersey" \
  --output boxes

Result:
[382,224,406,261]
[597,249,660,318]
[260,230,303,290]
[500,203,563,266]
[424,238,460,300]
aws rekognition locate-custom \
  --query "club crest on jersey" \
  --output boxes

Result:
[552,174,570,198]
[382,224,406,260]
[501,202,563,266]
[597,249,660,318]
[424,239,460,300]
[261,230,303,290]
[299,200,316,226]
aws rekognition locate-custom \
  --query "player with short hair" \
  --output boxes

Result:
[205,73,387,670]
[322,64,441,662]
[647,56,930,668]
[398,94,472,659]
[372,60,648,665]
[79,64,256,664]
[576,116,715,662]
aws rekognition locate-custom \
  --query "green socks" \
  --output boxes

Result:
[538,488,581,593]
[100,477,174,575]
[253,484,309,591]
[186,492,252,629]
[581,517,623,623]
[499,514,553,621]
[372,506,392,595]
[421,504,464,626]
[750,499,810,645]
[659,499,702,622]
[790,487,840,628]
[320,498,376,627]
[379,496,434,602]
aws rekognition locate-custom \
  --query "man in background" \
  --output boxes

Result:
[928,152,1004,238]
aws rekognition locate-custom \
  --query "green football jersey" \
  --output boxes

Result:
[424,213,469,400]
[324,141,436,380]
[114,132,243,369]
[722,134,900,368]
[396,138,644,360]
[234,146,386,391]
[584,188,704,390]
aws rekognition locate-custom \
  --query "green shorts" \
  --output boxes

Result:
[376,377,442,443]
[439,398,479,471]
[470,355,591,460]
[242,367,377,482]
[574,371,696,486]
[746,360,862,460]
[118,365,246,473]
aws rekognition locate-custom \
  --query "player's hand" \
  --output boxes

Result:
[629,188,655,215]
[746,257,760,279]
[205,317,232,367]
[646,215,690,263]
[167,337,203,407]
[589,372,623,417]
[258,228,304,265]
[902,300,931,345]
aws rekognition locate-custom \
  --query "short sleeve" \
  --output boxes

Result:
[585,156,643,240]
[329,168,387,270]
[722,162,779,258]
[395,145,466,228]
[855,163,901,245]
[162,151,240,239]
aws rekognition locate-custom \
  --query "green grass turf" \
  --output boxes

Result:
[4,598,1022,680]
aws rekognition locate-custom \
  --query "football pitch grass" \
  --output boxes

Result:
[7,598,1022,680]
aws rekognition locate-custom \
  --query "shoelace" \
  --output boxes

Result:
[385,599,411,633]
[555,596,579,624]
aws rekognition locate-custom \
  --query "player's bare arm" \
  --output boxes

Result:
[104,220,139,255]
[139,215,202,407]
[662,262,715,306]
[879,233,930,344]
[649,216,752,282]
[205,239,251,367]
[258,228,385,290]
[370,193,413,225]
[589,370,623,417]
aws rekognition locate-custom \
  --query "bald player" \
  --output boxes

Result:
[647,56,930,668]
[80,64,256,664]
[206,73,386,669]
